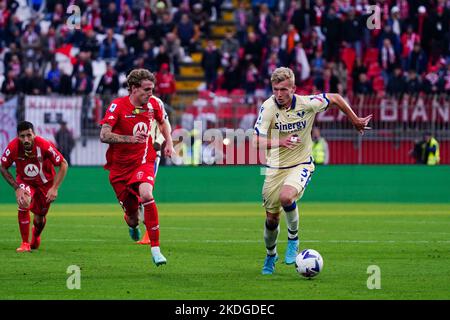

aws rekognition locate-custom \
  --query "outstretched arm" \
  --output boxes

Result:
[327,93,373,134]
[100,124,147,144]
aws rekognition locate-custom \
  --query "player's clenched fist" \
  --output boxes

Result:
[132,132,148,143]
[15,188,30,208]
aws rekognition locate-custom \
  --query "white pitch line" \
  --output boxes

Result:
[0,239,449,244]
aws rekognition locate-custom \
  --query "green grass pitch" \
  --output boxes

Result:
[0,202,449,300]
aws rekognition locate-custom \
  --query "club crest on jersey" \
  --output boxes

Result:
[296,111,306,118]
[24,164,39,177]
[109,103,117,112]
[132,107,145,115]
[133,122,148,136]
[136,171,144,180]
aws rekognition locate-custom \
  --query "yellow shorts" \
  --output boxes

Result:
[262,162,315,214]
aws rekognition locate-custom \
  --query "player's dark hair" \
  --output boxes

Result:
[17,121,34,134]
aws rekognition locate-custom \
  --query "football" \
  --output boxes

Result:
[295,249,323,278]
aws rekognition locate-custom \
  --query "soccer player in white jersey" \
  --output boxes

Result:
[253,67,372,275]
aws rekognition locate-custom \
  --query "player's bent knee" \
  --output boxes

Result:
[140,192,154,204]
[265,214,280,230]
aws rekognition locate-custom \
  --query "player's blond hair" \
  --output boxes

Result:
[126,69,156,91]
[271,67,295,86]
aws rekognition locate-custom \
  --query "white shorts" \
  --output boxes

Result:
[262,162,315,214]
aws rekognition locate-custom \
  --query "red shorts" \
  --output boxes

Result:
[109,163,155,215]
[17,182,52,216]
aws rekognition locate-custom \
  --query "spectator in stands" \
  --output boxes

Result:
[244,63,259,95]
[162,32,184,74]
[155,62,176,105]
[234,0,252,45]
[267,36,288,67]
[354,73,373,95]
[72,51,93,79]
[311,50,326,81]
[5,53,21,78]
[244,31,263,69]
[99,28,119,60]
[220,29,240,60]
[74,70,93,95]
[201,40,221,91]
[97,62,120,95]
[322,6,341,62]
[281,24,300,57]
[254,3,271,45]
[222,56,242,92]
[380,38,398,83]
[410,132,440,165]
[341,6,364,60]
[268,12,287,39]
[387,66,407,96]
[400,25,421,70]
[18,67,45,95]
[423,65,445,94]
[20,22,42,70]
[1,70,19,95]
[45,60,62,93]
[129,28,148,57]
[54,121,75,166]
[388,6,403,38]
[41,25,63,60]
[140,39,157,71]
[405,69,423,94]
[290,40,310,84]
[428,5,449,60]
[191,2,210,39]
[315,67,339,93]
[115,46,134,75]
[352,57,367,85]
[176,13,199,56]
[406,42,428,75]
[79,25,100,59]
[312,127,329,165]
[156,11,175,41]
[155,44,171,72]
[101,2,119,32]
[377,24,401,58]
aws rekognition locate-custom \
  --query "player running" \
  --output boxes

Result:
[100,69,174,266]
[253,67,372,275]
[137,112,172,245]
[1,121,68,252]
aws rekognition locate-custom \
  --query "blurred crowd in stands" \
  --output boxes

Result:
[0,0,449,103]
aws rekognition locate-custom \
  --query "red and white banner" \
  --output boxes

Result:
[24,95,83,142]
[0,96,18,154]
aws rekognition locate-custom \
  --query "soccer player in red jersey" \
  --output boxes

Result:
[1,121,68,252]
[100,69,174,266]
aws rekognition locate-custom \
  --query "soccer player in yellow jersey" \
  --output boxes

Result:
[253,67,372,275]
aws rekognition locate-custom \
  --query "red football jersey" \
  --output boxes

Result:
[100,95,165,171]
[1,136,64,186]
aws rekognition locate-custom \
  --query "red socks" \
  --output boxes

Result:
[142,199,160,247]
[33,216,46,238]
[18,209,30,243]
